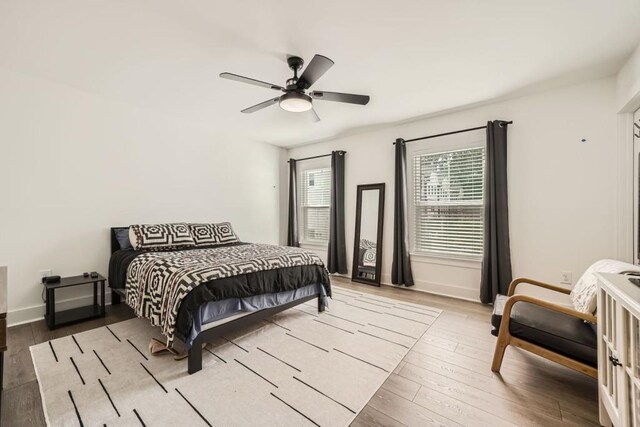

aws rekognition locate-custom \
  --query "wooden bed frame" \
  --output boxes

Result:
[109,227,325,374]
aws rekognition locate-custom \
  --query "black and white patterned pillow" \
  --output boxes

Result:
[188,222,240,246]
[360,238,377,250]
[362,248,377,267]
[129,223,195,250]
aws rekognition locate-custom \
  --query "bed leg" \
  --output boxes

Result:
[188,338,203,375]
[317,294,325,313]
[111,291,121,305]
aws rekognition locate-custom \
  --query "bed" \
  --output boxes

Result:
[107,223,331,374]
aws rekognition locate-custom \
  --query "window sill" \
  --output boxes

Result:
[300,241,328,250]
[410,252,482,270]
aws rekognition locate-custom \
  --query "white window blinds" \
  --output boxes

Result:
[301,167,331,243]
[413,146,485,258]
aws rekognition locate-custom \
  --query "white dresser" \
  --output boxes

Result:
[596,273,640,427]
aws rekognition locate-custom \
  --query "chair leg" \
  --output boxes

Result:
[491,332,510,373]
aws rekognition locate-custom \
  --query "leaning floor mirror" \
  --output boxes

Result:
[352,183,385,286]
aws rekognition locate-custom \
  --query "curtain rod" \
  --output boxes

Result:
[287,150,346,163]
[395,121,513,144]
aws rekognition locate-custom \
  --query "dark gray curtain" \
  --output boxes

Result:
[287,159,299,247]
[327,151,347,273]
[392,139,414,286]
[480,121,513,303]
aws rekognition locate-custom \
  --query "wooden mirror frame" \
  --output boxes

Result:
[351,183,385,286]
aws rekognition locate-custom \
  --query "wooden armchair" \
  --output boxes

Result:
[491,278,598,379]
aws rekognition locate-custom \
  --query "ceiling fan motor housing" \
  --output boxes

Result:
[286,78,298,89]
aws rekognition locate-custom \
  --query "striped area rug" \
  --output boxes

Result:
[30,287,441,426]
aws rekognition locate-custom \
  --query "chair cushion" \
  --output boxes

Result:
[491,294,597,367]
[491,294,508,336]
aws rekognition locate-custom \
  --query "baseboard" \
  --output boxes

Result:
[8,291,113,327]
[380,273,480,301]
[332,271,482,302]
[380,282,481,303]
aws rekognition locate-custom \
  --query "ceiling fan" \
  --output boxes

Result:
[220,54,370,122]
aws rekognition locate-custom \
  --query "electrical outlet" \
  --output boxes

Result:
[40,269,52,279]
[561,271,572,285]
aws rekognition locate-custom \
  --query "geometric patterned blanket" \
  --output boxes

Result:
[125,243,325,344]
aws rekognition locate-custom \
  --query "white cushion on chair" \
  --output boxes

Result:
[570,259,640,313]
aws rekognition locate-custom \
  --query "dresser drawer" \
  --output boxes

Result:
[0,316,6,351]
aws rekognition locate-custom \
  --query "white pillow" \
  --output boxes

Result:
[570,259,640,313]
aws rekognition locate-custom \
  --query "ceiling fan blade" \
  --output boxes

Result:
[220,72,285,91]
[309,91,370,105]
[309,108,320,122]
[297,55,334,89]
[241,97,280,113]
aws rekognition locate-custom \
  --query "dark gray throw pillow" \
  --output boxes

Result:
[115,228,132,250]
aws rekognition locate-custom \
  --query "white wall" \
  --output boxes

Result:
[615,43,640,266]
[0,67,284,325]
[617,44,640,112]
[284,77,619,301]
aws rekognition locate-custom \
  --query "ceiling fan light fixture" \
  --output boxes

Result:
[279,92,312,112]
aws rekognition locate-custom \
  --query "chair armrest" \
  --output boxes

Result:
[501,294,597,326]
[507,277,571,296]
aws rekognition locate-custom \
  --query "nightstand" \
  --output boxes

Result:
[44,274,106,330]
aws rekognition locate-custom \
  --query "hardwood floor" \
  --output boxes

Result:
[1,277,599,426]
[339,278,599,427]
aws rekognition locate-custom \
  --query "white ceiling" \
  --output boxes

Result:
[1,0,639,147]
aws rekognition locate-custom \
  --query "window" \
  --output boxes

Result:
[300,167,331,243]
[412,146,485,258]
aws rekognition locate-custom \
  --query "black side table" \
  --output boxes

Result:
[44,274,106,330]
